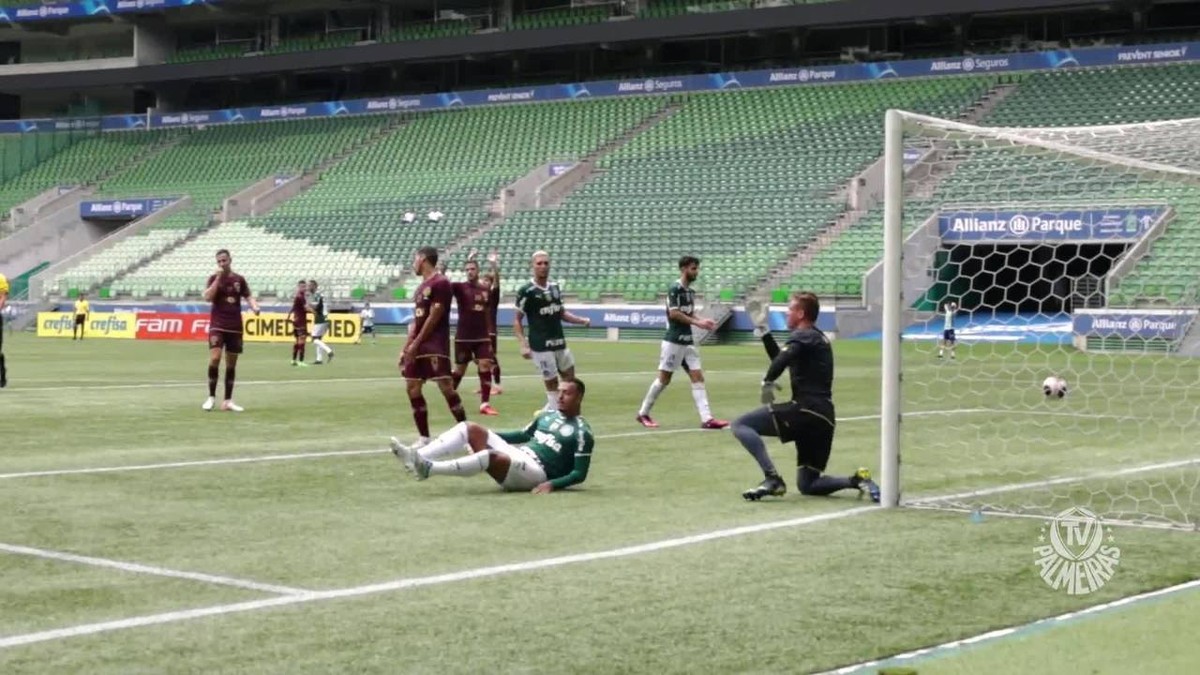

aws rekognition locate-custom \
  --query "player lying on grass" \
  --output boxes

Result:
[734,292,880,502]
[391,378,593,494]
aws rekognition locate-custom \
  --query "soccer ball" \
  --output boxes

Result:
[1042,376,1068,399]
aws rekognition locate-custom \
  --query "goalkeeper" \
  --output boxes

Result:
[733,292,880,502]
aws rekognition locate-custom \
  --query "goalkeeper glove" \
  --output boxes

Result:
[760,380,782,405]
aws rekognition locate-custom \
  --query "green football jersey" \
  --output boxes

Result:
[309,292,327,324]
[498,411,594,490]
[515,280,566,352]
[664,280,696,345]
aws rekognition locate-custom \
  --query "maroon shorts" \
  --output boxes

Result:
[293,323,308,339]
[402,354,452,381]
[208,330,244,354]
[455,339,495,365]
[490,334,498,357]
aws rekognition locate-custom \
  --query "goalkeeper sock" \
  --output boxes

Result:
[638,379,666,416]
[417,422,470,460]
[797,466,854,496]
[690,382,712,422]
[428,451,489,478]
[544,391,558,411]
[732,416,777,477]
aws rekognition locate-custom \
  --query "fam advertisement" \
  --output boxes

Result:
[37,311,361,343]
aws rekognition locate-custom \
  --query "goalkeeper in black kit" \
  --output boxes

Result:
[733,292,880,502]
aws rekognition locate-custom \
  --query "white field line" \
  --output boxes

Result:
[904,505,1193,532]
[0,408,990,481]
[821,578,1200,674]
[0,507,874,650]
[910,456,1200,504]
[0,447,1193,650]
[0,543,308,596]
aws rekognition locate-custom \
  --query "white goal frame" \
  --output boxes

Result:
[879,109,1200,512]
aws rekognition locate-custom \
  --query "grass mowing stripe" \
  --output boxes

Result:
[0,408,991,480]
[0,429,1189,650]
[0,543,309,596]
[14,369,764,393]
[0,507,875,650]
[821,578,1200,674]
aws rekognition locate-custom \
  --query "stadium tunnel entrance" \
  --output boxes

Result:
[927,243,1129,314]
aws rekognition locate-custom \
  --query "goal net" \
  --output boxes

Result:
[879,110,1200,531]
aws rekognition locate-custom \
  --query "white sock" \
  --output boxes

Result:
[428,451,489,477]
[639,379,666,416]
[691,382,712,422]
[416,422,469,460]
[317,340,333,358]
[544,390,558,411]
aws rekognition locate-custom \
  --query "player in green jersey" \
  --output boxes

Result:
[637,255,730,430]
[307,280,335,365]
[391,378,593,493]
[513,250,592,412]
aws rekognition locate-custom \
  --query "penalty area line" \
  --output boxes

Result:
[0,543,308,596]
[0,408,988,481]
[820,578,1200,674]
[0,506,876,650]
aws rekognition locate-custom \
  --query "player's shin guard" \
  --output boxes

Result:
[417,422,470,460]
[445,391,466,422]
[411,396,430,438]
[479,373,491,403]
[207,365,219,397]
[691,382,713,422]
[638,379,665,416]
[428,451,489,478]
[224,366,236,400]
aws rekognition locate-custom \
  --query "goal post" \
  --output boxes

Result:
[879,109,1200,529]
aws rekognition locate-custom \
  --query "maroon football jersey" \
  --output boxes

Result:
[453,280,491,341]
[290,291,307,327]
[411,274,452,356]
[207,273,250,333]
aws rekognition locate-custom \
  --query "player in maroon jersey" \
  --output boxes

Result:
[201,249,260,412]
[482,251,504,395]
[401,246,467,445]
[285,279,310,367]
[451,250,499,415]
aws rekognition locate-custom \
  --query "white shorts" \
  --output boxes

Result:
[531,348,575,381]
[485,434,548,491]
[658,341,701,373]
[312,322,330,339]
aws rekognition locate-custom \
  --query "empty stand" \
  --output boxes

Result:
[782,64,1200,304]
[458,77,993,301]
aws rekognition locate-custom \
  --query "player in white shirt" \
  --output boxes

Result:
[358,301,376,345]
[938,300,957,360]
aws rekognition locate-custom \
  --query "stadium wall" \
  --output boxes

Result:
[1,39,1196,135]
[0,0,1118,93]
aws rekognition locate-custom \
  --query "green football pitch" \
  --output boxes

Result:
[0,334,1197,673]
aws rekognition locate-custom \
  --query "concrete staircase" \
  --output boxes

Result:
[745,82,1022,308]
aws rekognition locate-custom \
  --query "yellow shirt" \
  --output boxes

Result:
[75,299,90,316]
[0,273,8,296]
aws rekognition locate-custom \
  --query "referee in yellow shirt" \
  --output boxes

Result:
[0,271,8,387]
[73,293,90,341]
